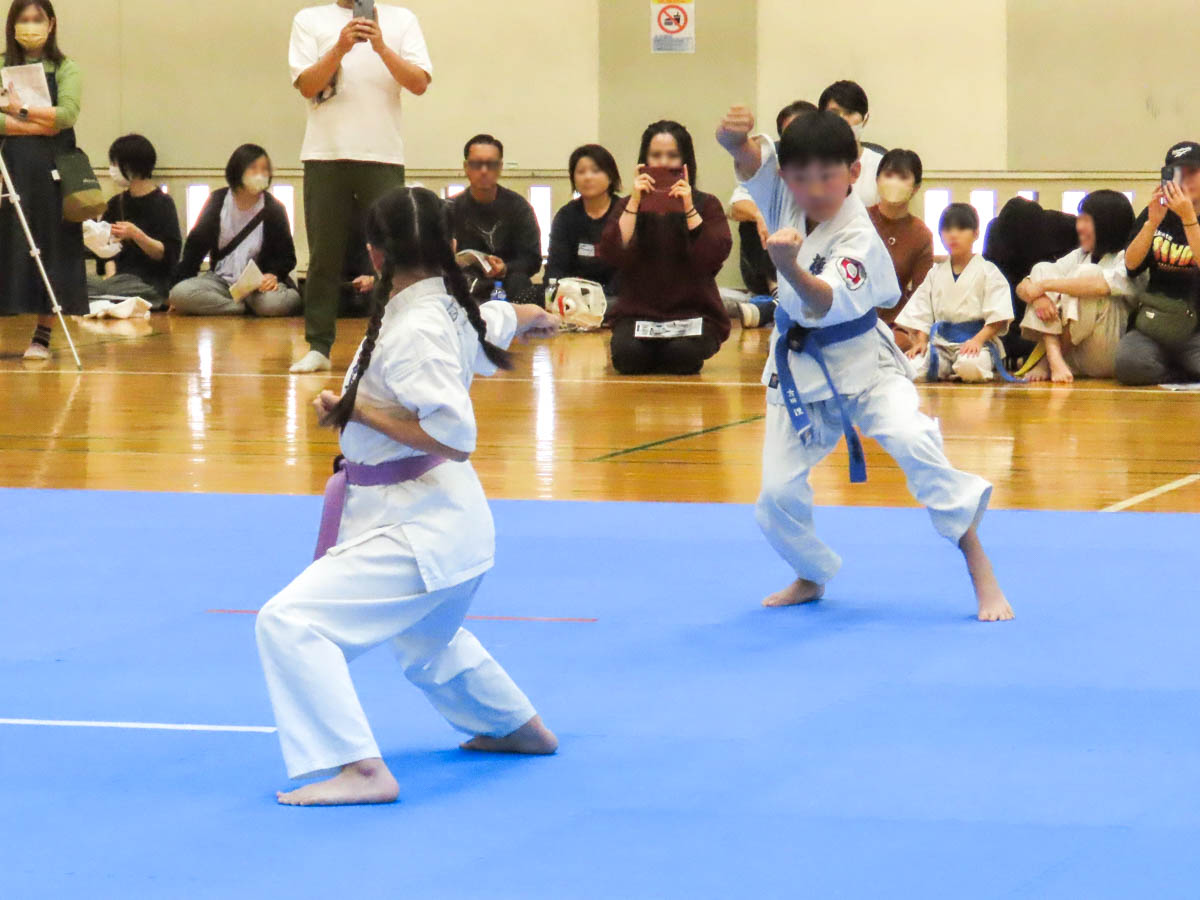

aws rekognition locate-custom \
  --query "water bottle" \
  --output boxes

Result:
[490,282,508,303]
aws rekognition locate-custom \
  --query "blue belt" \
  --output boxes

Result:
[773,307,878,483]
[928,319,1022,383]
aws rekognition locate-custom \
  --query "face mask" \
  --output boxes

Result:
[108,165,131,189]
[15,22,50,51]
[850,122,865,140]
[243,173,270,194]
[877,176,915,205]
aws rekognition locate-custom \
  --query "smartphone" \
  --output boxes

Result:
[1162,165,1183,186]
[638,166,686,215]
[353,0,375,20]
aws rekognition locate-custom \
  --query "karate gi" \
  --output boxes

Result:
[741,137,991,585]
[895,256,1014,382]
[1019,249,1141,378]
[256,277,536,779]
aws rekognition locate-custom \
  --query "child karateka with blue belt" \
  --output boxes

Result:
[716,106,1013,622]
[897,203,1016,383]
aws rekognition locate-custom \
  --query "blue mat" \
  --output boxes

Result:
[1,489,1198,899]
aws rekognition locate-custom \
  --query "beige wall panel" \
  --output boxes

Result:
[757,0,1008,171]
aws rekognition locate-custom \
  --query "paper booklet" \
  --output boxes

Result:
[455,249,493,271]
[0,63,52,110]
[229,260,266,302]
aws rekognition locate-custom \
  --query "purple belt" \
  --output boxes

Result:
[314,455,447,559]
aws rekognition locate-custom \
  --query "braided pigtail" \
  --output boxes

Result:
[328,253,394,430]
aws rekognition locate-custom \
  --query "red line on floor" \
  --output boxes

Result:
[206,609,597,623]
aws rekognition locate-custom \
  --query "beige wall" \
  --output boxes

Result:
[54,0,599,172]
[756,0,1008,171]
[1007,0,1200,173]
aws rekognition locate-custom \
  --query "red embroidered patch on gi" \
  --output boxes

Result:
[837,258,867,290]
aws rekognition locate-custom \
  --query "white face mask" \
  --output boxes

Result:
[108,165,131,189]
[877,176,915,205]
[243,173,270,195]
[850,122,865,140]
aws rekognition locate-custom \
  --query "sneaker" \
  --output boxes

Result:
[23,343,51,361]
[289,350,332,373]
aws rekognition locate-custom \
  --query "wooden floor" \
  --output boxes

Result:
[1,314,1197,513]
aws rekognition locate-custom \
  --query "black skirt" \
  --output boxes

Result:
[0,126,87,317]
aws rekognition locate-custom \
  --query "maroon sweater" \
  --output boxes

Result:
[598,192,733,341]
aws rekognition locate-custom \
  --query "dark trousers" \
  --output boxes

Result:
[302,160,406,356]
[1114,329,1200,385]
[609,318,722,375]
[739,220,776,297]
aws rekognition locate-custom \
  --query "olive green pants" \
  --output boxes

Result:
[302,160,406,357]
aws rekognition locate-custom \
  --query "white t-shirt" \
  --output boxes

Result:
[289,4,433,165]
[853,146,883,207]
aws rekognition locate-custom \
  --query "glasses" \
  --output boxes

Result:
[466,160,502,172]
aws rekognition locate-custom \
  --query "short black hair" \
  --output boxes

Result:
[1078,189,1135,263]
[464,134,504,159]
[224,143,271,190]
[939,202,979,232]
[778,110,857,169]
[568,143,621,196]
[818,80,869,118]
[775,100,817,137]
[108,133,157,181]
[877,148,923,188]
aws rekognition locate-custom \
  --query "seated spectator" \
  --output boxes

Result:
[819,80,883,207]
[87,134,181,309]
[337,214,376,317]
[983,195,1079,363]
[869,148,933,352]
[729,99,816,329]
[897,203,1014,382]
[545,143,622,300]
[170,144,301,317]
[1114,141,1200,385]
[448,134,542,303]
[1017,191,1140,382]
[598,120,732,375]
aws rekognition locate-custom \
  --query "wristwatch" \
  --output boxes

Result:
[18,106,29,120]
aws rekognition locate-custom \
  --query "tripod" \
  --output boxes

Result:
[0,145,82,369]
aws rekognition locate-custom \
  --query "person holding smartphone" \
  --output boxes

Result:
[598,120,732,375]
[287,0,433,372]
[1115,141,1200,385]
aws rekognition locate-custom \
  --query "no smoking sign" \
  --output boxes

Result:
[651,0,695,54]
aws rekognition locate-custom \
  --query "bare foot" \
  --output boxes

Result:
[1024,357,1050,382]
[762,577,825,607]
[1048,359,1075,383]
[276,757,399,807]
[959,526,1014,622]
[461,715,558,754]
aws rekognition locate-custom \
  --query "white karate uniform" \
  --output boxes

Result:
[256,278,536,779]
[853,146,883,208]
[740,139,991,584]
[1019,249,1142,378]
[895,256,1014,382]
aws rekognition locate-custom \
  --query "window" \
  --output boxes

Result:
[923,189,951,255]
[529,185,553,257]
[969,190,996,254]
[270,184,296,234]
[1061,191,1087,215]
[1017,190,1038,202]
[186,185,211,232]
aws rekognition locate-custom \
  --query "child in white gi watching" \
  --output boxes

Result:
[897,204,1015,383]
